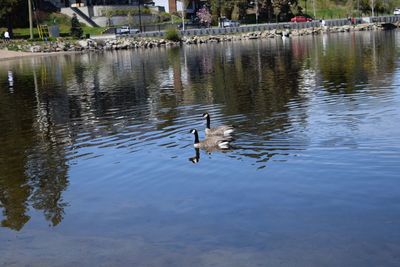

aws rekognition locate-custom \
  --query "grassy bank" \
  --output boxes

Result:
[0,26,106,40]
[1,13,106,39]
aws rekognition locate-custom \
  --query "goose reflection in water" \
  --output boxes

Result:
[188,146,235,164]
[189,148,200,164]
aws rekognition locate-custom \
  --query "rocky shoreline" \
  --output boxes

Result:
[0,22,398,56]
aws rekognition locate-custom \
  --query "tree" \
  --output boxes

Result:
[209,0,221,24]
[0,0,19,18]
[70,13,83,38]
[258,0,273,22]
[198,0,299,23]
[0,0,26,35]
[208,0,237,23]
[271,0,294,21]
[237,0,249,21]
[196,7,212,27]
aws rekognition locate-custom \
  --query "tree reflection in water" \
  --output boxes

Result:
[0,30,397,231]
[0,62,69,230]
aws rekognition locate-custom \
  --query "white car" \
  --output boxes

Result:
[117,26,140,35]
[222,20,240,28]
[119,26,130,34]
[394,8,400,15]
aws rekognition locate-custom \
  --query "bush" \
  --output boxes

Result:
[165,27,181,42]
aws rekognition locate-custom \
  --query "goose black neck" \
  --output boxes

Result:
[206,116,210,129]
[193,131,199,144]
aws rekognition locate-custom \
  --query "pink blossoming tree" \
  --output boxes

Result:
[196,7,212,27]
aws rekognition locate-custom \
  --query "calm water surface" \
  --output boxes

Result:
[1,31,400,266]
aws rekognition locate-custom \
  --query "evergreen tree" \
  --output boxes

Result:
[70,13,83,38]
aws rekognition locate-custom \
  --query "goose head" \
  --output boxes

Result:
[202,112,210,118]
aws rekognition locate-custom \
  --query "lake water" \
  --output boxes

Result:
[1,31,400,266]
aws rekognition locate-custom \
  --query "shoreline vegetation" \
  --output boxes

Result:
[1,22,398,61]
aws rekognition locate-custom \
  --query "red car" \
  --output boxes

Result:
[291,16,312,22]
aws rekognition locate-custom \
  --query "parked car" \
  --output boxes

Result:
[221,19,240,28]
[394,8,400,15]
[290,16,312,22]
[116,26,140,35]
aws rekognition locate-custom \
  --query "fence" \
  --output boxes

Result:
[129,16,400,39]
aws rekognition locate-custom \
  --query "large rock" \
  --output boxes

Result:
[77,40,88,48]
[30,45,42,53]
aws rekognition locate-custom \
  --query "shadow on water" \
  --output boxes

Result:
[188,148,200,164]
[0,30,398,235]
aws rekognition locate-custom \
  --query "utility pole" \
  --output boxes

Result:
[181,0,185,31]
[28,0,33,39]
[138,0,142,32]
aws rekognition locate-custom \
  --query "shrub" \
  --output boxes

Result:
[165,27,181,42]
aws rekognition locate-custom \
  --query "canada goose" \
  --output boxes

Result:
[202,112,234,136]
[189,129,230,149]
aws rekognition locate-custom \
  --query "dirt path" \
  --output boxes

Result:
[0,49,85,61]
[0,49,38,61]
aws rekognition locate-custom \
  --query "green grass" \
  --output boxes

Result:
[82,26,107,36]
[1,12,105,40]
[1,25,106,39]
[307,6,351,19]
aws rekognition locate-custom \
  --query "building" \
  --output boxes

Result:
[52,0,206,15]
[47,0,206,27]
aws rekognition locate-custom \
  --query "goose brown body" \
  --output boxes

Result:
[189,129,230,150]
[202,112,234,137]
